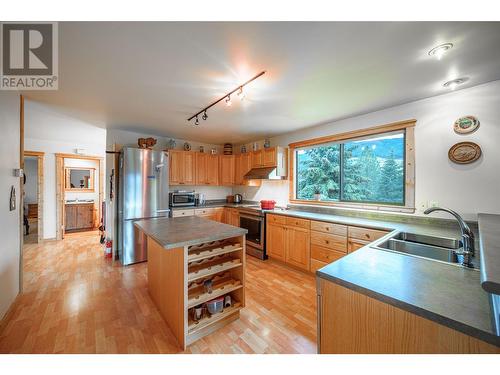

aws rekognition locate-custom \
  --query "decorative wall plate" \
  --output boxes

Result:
[448,142,482,164]
[454,116,480,134]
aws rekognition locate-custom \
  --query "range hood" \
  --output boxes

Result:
[244,166,286,180]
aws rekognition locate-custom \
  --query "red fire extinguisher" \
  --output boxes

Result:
[105,239,112,259]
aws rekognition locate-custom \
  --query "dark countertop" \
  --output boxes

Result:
[266,208,474,239]
[134,216,247,249]
[478,214,500,294]
[169,201,257,211]
[267,208,499,346]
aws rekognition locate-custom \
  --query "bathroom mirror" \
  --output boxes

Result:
[65,167,95,191]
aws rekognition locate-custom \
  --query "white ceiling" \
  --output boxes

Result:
[24,22,500,144]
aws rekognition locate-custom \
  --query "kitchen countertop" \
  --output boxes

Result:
[478,214,500,294]
[134,216,247,249]
[266,208,474,239]
[169,201,258,211]
[268,208,499,346]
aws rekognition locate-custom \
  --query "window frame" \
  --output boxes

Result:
[288,119,416,213]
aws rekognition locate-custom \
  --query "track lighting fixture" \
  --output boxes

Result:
[187,70,266,125]
[237,86,246,100]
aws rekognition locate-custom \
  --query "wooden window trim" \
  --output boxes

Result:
[288,119,416,213]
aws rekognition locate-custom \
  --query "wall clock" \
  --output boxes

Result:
[454,116,480,134]
[448,142,482,164]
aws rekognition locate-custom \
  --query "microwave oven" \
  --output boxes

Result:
[169,191,196,207]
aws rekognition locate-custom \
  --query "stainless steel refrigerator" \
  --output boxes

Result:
[118,147,169,265]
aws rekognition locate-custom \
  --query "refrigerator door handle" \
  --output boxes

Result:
[156,209,170,213]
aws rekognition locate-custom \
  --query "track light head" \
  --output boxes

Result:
[195,116,199,125]
[237,86,246,101]
[225,95,232,107]
[202,111,208,120]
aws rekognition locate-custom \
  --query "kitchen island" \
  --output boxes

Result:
[134,216,247,350]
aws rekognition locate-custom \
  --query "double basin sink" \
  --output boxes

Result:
[372,231,478,269]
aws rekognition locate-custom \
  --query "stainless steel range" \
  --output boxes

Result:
[238,205,267,260]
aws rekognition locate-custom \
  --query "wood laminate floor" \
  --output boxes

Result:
[0,231,317,354]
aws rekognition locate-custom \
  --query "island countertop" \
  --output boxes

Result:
[134,216,248,249]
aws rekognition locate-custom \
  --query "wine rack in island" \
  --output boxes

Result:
[147,234,246,350]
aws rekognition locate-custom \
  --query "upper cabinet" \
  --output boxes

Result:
[251,147,288,177]
[195,153,219,185]
[219,155,235,186]
[234,153,261,186]
[170,150,196,185]
[169,146,287,186]
[251,150,263,168]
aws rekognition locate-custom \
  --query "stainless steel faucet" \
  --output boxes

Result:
[424,207,475,267]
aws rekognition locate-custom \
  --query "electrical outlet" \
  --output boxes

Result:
[429,200,439,208]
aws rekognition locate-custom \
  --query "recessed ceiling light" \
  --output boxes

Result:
[443,77,469,90]
[428,43,454,60]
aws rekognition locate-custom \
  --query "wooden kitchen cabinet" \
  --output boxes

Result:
[318,278,500,353]
[266,214,310,271]
[347,238,370,253]
[251,150,263,168]
[251,147,287,171]
[285,226,311,270]
[65,203,94,232]
[219,155,235,186]
[195,153,219,185]
[266,222,286,261]
[170,150,196,185]
[262,147,277,167]
[222,208,239,226]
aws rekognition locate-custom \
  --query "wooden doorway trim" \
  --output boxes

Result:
[24,151,45,244]
[55,153,104,240]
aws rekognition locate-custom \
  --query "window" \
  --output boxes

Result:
[291,120,415,212]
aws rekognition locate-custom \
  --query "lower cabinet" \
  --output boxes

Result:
[285,226,310,270]
[266,214,310,271]
[65,203,94,232]
[266,223,286,261]
[266,213,389,274]
[318,278,500,353]
[347,238,370,253]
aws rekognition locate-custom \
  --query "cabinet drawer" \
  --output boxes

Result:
[311,232,347,253]
[348,226,388,242]
[310,258,328,273]
[172,209,195,217]
[285,216,310,229]
[311,244,346,263]
[194,208,215,215]
[348,238,370,253]
[267,214,287,225]
[310,221,347,236]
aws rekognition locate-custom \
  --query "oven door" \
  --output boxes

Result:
[239,214,264,250]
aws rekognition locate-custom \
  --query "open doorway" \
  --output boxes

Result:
[23,151,44,244]
[55,153,104,240]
